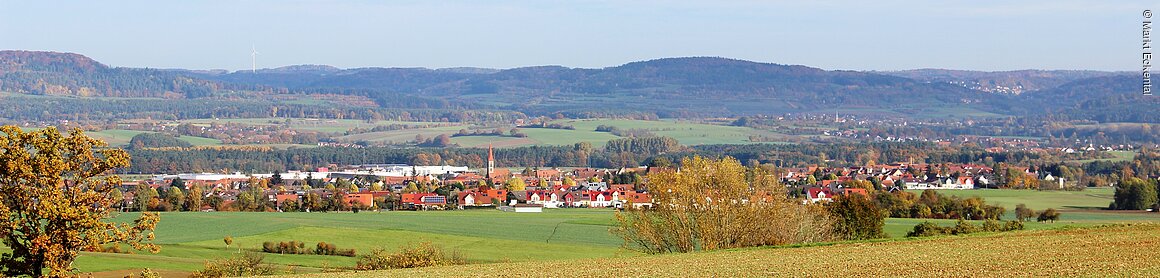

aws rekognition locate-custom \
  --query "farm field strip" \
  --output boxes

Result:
[326,224,1160,277]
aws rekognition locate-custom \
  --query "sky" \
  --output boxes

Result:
[0,0,1150,71]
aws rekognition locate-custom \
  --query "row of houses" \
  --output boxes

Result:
[782,163,992,190]
[457,184,653,210]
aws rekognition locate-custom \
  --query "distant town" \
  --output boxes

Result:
[121,142,1081,214]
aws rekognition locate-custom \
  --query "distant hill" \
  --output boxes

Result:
[201,57,994,117]
[1018,74,1158,122]
[1,50,1141,119]
[0,50,220,98]
[881,69,1122,94]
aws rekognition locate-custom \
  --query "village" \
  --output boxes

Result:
[117,145,1074,214]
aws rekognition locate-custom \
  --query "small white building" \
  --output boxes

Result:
[513,204,543,213]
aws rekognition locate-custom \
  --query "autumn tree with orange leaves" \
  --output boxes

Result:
[615,156,834,254]
[0,126,159,277]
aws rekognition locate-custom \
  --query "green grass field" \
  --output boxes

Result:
[553,119,787,145]
[1071,150,1137,163]
[72,210,626,277]
[87,130,223,147]
[336,118,786,148]
[177,118,457,133]
[84,118,792,149]
[932,187,1115,210]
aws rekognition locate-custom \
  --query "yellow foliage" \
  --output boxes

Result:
[0,126,159,277]
[616,156,834,254]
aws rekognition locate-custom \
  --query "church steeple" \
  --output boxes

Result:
[486,143,495,186]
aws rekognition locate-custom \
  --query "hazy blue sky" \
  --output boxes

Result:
[0,0,1148,71]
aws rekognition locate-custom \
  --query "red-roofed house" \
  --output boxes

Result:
[804,188,833,204]
[275,194,299,208]
[400,193,446,210]
[458,188,508,208]
[843,188,868,197]
[344,193,374,208]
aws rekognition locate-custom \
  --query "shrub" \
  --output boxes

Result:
[982,219,1003,232]
[951,219,978,235]
[827,194,887,240]
[906,221,948,237]
[355,248,391,270]
[261,240,309,255]
[907,219,1024,237]
[1037,208,1062,223]
[1003,220,1025,231]
[355,242,464,270]
[615,156,834,254]
[262,242,276,253]
[190,252,277,278]
[261,240,351,257]
[1015,204,1035,222]
[138,268,160,278]
[315,242,336,255]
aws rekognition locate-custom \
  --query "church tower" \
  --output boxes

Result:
[486,143,495,186]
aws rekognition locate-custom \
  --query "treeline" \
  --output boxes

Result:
[124,136,688,173]
[684,141,1045,167]
[872,190,1006,220]
[261,241,356,257]
[595,125,657,137]
[123,139,1124,174]
[0,94,524,123]
[128,133,192,149]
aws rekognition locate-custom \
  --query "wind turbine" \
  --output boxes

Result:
[250,45,259,73]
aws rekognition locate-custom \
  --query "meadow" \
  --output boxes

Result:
[339,118,790,148]
[934,187,1115,210]
[1070,150,1137,163]
[73,210,627,277]
[86,129,223,147]
[175,118,454,134]
[87,117,789,149]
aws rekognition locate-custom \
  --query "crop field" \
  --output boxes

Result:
[336,224,1160,277]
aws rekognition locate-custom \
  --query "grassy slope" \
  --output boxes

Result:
[87,130,222,147]
[555,119,785,145]
[344,118,783,148]
[933,188,1115,210]
[1072,150,1137,163]
[177,118,456,133]
[331,224,1160,277]
[73,210,625,276]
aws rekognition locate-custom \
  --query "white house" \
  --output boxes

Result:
[463,194,476,206]
[904,177,974,190]
[513,204,543,213]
